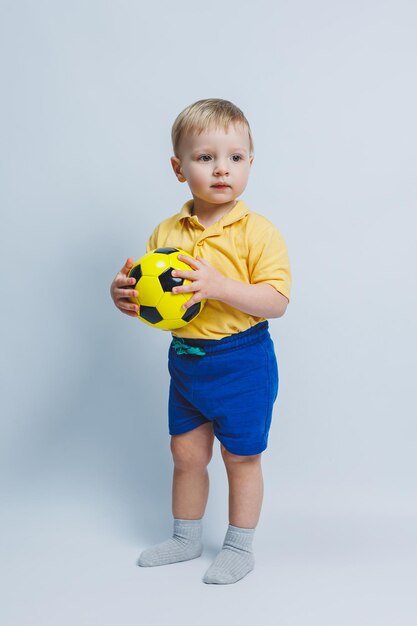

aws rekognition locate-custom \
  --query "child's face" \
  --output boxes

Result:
[171,122,253,212]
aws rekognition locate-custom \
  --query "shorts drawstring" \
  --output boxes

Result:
[171,337,206,356]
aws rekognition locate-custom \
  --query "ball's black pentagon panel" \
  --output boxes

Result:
[129,265,142,282]
[154,247,179,254]
[182,302,201,322]
[159,267,184,292]
[139,306,163,324]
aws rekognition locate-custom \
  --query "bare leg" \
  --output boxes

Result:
[171,422,215,519]
[137,423,214,567]
[221,445,264,528]
[202,446,262,584]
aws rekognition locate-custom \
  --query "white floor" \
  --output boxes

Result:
[2,482,416,626]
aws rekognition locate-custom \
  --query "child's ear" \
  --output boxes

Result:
[170,156,187,182]
[249,155,254,167]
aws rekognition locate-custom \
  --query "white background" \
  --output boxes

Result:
[1,1,416,624]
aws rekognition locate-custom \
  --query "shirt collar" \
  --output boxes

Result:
[176,198,250,228]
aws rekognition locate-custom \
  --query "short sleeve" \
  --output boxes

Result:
[146,224,160,253]
[247,224,292,302]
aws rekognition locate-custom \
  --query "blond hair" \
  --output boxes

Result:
[171,98,254,157]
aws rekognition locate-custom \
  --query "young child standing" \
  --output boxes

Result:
[110,99,291,585]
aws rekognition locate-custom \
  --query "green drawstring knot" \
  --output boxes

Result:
[171,337,206,356]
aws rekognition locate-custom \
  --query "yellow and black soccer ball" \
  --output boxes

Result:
[128,247,206,330]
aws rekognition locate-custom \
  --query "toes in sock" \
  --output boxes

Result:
[203,524,255,584]
[137,518,203,567]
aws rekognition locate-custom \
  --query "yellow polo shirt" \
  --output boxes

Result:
[146,199,292,339]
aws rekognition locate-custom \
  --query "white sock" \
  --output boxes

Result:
[202,524,255,584]
[137,518,203,567]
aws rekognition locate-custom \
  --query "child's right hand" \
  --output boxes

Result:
[110,258,139,317]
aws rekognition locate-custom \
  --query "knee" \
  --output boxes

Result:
[171,438,212,471]
[220,444,262,468]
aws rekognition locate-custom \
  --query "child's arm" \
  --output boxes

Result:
[171,255,288,319]
[110,258,140,317]
[215,278,288,318]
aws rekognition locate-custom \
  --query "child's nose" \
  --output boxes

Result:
[213,160,229,175]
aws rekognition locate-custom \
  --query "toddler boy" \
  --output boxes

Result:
[110,98,291,584]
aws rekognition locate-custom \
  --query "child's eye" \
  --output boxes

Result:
[232,155,243,162]
[198,155,212,162]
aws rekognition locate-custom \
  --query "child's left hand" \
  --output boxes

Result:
[171,254,226,310]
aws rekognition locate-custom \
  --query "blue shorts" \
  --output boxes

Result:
[167,321,279,456]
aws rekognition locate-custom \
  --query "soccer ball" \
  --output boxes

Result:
[128,247,206,330]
